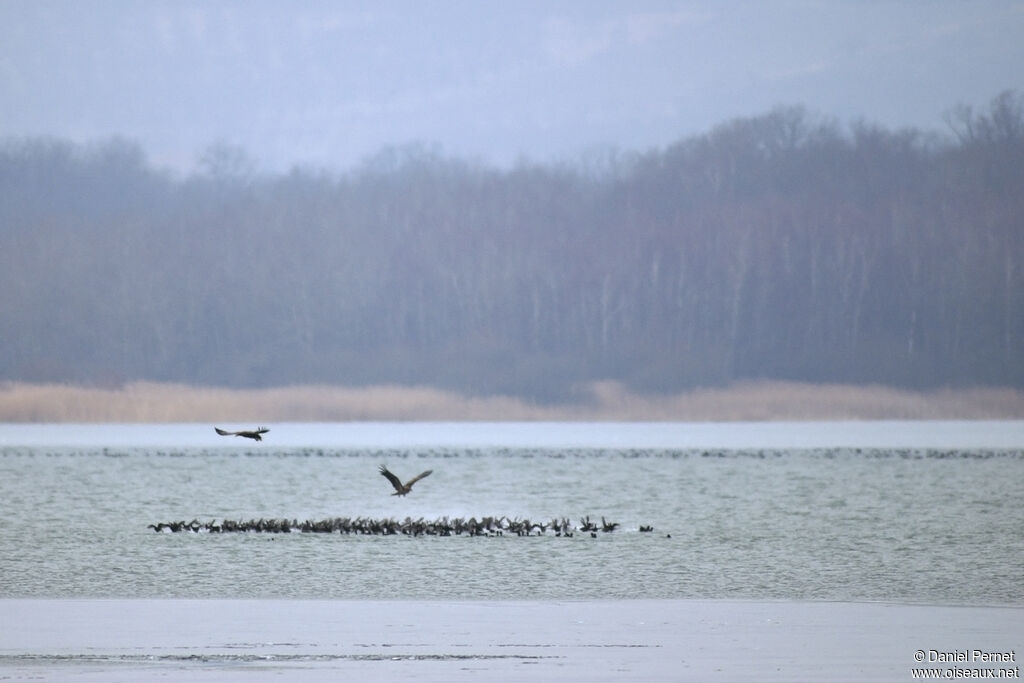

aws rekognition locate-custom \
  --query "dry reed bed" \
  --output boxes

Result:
[2,380,1023,422]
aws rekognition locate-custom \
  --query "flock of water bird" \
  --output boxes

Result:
[148,514,650,537]
[149,427,661,538]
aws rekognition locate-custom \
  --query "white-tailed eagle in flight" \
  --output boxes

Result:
[379,464,432,496]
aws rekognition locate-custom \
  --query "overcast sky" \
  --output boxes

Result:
[2,1,1022,174]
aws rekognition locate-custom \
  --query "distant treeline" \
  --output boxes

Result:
[2,92,1022,399]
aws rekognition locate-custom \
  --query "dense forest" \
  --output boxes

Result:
[2,92,1022,400]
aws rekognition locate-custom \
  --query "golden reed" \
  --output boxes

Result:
[1,380,1022,422]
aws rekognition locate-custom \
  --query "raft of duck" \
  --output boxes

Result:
[148,515,653,537]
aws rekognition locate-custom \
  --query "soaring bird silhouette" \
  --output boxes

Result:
[215,427,269,441]
[379,464,432,496]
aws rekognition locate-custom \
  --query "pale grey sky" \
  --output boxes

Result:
[2,1,1022,174]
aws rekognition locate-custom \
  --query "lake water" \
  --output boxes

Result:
[2,421,1022,604]
[2,421,1023,681]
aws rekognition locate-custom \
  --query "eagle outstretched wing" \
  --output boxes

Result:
[215,427,269,441]
[379,465,432,495]
[378,464,404,492]
[405,469,432,487]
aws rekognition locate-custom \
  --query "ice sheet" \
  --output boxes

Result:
[1,599,1021,681]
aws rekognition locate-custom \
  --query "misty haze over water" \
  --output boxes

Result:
[4,3,1022,175]
[2,94,1023,400]
[3,3,1023,401]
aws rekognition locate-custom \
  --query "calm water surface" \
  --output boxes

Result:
[1,421,1022,604]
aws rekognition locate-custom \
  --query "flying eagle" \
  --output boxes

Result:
[379,464,432,496]
[215,427,269,441]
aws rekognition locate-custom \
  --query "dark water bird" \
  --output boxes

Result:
[215,426,269,441]
[150,514,625,536]
[379,464,433,496]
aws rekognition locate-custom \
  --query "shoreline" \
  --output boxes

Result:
[2,598,1021,681]
[3,379,1024,422]
[3,419,1023,451]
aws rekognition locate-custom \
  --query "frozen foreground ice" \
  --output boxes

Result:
[1,599,1020,682]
